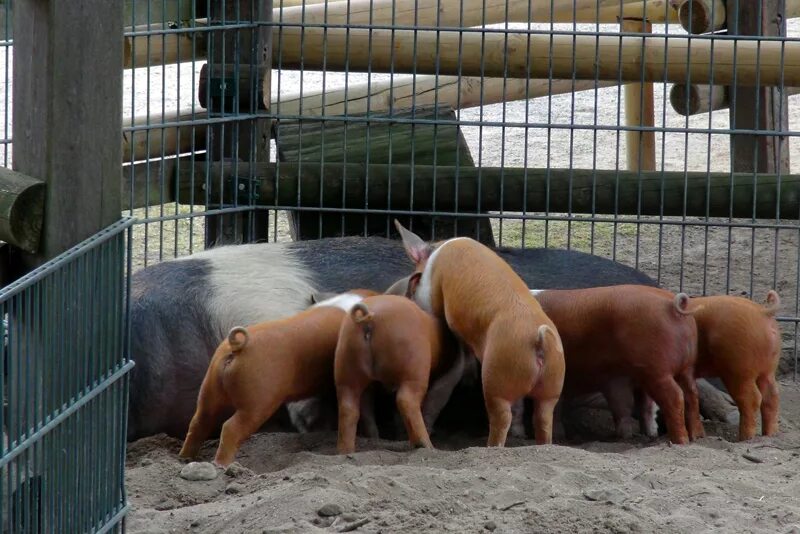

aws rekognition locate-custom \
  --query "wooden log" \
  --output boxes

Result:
[178,162,800,219]
[670,83,800,115]
[123,111,208,163]
[728,0,791,174]
[0,168,45,254]
[128,76,615,165]
[622,18,656,172]
[273,27,800,86]
[124,19,208,69]
[677,0,726,33]
[669,83,727,115]
[272,75,618,116]
[677,0,800,33]
[274,0,675,28]
[121,0,679,69]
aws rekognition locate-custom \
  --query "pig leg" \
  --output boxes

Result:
[396,382,434,449]
[532,397,558,445]
[422,347,468,433]
[676,370,705,440]
[484,395,513,447]
[179,405,224,459]
[337,385,367,454]
[215,405,276,467]
[602,378,637,439]
[644,377,689,444]
[726,378,763,441]
[757,374,780,436]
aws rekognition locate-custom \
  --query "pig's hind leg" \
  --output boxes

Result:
[757,374,780,436]
[397,380,434,449]
[643,376,689,445]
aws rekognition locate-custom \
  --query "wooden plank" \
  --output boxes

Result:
[0,168,45,253]
[275,105,495,244]
[273,26,800,85]
[12,0,123,272]
[179,162,800,219]
[670,83,800,116]
[728,0,791,173]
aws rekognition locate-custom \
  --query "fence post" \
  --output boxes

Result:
[8,2,125,530]
[12,0,123,273]
[204,0,272,246]
[727,0,790,174]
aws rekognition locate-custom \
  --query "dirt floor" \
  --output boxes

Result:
[125,376,800,534]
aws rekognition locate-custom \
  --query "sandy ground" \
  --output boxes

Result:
[125,377,800,534]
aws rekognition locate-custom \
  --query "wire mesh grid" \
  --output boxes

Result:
[0,0,797,378]
[0,217,133,533]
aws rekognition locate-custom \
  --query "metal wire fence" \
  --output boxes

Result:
[1,0,799,452]
[0,217,133,533]
[110,0,800,376]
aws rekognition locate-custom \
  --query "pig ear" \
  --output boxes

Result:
[384,276,410,296]
[394,219,432,264]
[406,272,423,299]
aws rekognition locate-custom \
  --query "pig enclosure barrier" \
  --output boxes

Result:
[0,0,799,530]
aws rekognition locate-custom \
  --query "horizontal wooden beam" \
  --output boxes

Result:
[274,28,800,86]
[0,167,45,253]
[176,162,800,219]
[124,19,208,69]
[275,0,678,28]
[125,76,616,164]
[272,75,617,117]
[121,0,683,69]
[670,84,800,116]
[123,111,208,163]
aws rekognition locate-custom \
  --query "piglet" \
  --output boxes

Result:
[639,289,782,441]
[334,295,460,453]
[178,289,377,467]
[395,220,565,447]
[531,285,702,444]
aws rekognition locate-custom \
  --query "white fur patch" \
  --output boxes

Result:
[645,404,660,438]
[190,243,318,340]
[415,237,469,313]
[312,293,364,312]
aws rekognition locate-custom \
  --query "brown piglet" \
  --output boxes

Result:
[531,285,702,444]
[395,220,565,447]
[639,289,782,441]
[334,295,460,453]
[178,289,377,467]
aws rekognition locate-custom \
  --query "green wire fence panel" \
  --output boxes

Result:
[0,218,135,533]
